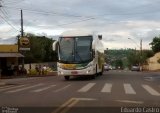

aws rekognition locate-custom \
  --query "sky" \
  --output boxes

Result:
[1,0,160,49]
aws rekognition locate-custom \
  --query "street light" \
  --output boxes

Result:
[128,38,142,52]
[128,38,140,49]
[128,38,143,71]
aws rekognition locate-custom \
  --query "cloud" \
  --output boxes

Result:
[0,37,17,44]
[1,0,160,49]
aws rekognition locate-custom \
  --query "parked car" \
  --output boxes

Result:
[131,65,140,71]
[104,64,110,71]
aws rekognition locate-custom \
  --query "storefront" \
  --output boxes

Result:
[0,45,24,76]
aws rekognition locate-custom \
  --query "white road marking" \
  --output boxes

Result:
[78,83,96,92]
[0,85,27,92]
[6,84,43,93]
[75,98,97,101]
[124,83,136,94]
[116,100,143,104]
[101,83,112,93]
[142,85,160,96]
[54,84,71,92]
[0,85,15,89]
[32,85,56,92]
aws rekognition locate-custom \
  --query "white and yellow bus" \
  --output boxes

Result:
[52,32,105,80]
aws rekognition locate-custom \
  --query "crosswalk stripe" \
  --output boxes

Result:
[32,85,56,92]
[101,83,112,93]
[124,84,136,94]
[54,84,71,93]
[0,85,26,92]
[78,83,96,92]
[6,84,44,93]
[0,85,15,89]
[142,85,160,96]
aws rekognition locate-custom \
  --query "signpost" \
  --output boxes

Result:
[19,37,30,51]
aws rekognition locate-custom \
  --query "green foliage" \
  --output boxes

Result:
[150,36,160,53]
[127,50,140,68]
[105,49,134,68]
[105,49,153,69]
[22,33,57,63]
[114,59,123,69]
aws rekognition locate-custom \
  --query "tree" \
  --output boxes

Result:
[127,50,140,68]
[115,59,123,69]
[150,36,160,53]
[22,33,57,63]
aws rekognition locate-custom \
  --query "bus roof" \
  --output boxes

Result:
[60,30,93,37]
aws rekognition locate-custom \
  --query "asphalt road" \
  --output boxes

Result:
[0,70,160,113]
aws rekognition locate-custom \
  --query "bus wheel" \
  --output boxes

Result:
[64,76,70,80]
[91,75,96,79]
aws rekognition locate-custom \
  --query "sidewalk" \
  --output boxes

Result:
[0,71,57,86]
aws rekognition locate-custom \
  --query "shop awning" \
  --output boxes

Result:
[0,53,24,57]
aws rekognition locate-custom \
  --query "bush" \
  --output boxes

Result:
[28,69,38,75]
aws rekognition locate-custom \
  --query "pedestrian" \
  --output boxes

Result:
[35,65,39,75]
[42,65,47,75]
[38,65,42,75]
[11,63,15,76]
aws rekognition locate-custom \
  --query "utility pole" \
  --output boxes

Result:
[20,9,24,70]
[140,39,142,56]
[140,39,142,71]
[21,9,24,37]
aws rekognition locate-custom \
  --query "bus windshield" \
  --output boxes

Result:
[59,36,92,63]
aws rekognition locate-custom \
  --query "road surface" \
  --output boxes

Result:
[0,70,160,113]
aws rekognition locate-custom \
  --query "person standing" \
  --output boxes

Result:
[42,65,47,75]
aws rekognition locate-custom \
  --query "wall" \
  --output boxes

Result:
[0,45,18,52]
[147,52,160,71]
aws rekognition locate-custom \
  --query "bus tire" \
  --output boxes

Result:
[91,75,96,79]
[64,76,70,80]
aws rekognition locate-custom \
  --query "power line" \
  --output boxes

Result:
[0,14,19,32]
[0,8,9,19]
[2,5,96,28]
[1,7,9,16]
[23,17,95,33]
[3,4,160,24]
[0,1,20,32]
[3,5,92,18]
[2,0,24,5]
[57,17,95,26]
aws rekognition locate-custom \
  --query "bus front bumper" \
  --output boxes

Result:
[58,67,95,76]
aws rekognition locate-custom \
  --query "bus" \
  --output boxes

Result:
[52,32,105,80]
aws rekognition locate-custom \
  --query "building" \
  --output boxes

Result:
[0,45,24,76]
[143,52,160,71]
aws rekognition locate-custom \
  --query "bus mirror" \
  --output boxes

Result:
[52,41,58,51]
